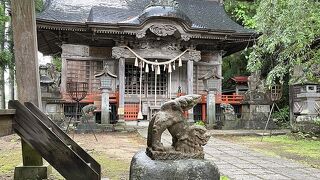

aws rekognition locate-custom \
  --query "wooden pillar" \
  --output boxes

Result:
[11,0,49,179]
[202,100,206,121]
[60,55,68,94]
[187,60,194,123]
[216,53,222,92]
[118,57,125,121]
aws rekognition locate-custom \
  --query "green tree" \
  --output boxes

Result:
[0,0,10,108]
[224,0,260,29]
[222,0,259,90]
[52,55,62,72]
[247,0,320,86]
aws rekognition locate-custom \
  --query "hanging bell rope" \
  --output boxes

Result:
[122,46,189,66]
[137,61,143,120]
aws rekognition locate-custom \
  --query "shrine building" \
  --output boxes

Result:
[36,0,256,124]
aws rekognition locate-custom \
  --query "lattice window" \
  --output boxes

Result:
[66,60,103,93]
[147,69,168,95]
[125,64,145,94]
[125,64,167,95]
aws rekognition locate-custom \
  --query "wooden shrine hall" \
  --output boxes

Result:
[36,0,256,124]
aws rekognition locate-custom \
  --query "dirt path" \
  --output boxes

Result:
[0,132,146,180]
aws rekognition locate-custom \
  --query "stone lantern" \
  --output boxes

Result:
[39,65,54,92]
[297,83,320,115]
[199,68,223,127]
[95,63,117,124]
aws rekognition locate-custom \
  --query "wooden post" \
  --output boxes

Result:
[201,98,206,122]
[60,55,68,94]
[118,57,125,121]
[216,53,222,92]
[289,85,294,129]
[11,0,49,179]
[187,60,194,123]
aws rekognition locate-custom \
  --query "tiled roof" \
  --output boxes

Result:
[37,0,254,34]
[230,76,248,83]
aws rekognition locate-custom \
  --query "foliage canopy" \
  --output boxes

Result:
[247,0,320,86]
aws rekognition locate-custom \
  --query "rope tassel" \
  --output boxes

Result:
[168,63,172,73]
[173,62,176,70]
[134,57,139,67]
[163,64,166,71]
[151,64,154,71]
[157,65,161,75]
[178,57,182,67]
[145,64,149,72]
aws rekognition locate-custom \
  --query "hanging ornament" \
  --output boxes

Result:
[151,64,154,71]
[134,57,139,67]
[173,61,176,70]
[168,63,172,73]
[157,65,161,75]
[178,57,182,67]
[145,64,149,73]
[142,61,145,68]
[163,64,166,71]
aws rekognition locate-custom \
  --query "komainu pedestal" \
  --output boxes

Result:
[130,95,220,180]
[130,151,220,180]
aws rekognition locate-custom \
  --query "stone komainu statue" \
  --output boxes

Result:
[81,104,97,121]
[146,94,210,160]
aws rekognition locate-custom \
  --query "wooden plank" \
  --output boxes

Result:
[9,100,99,180]
[0,109,16,114]
[24,102,101,177]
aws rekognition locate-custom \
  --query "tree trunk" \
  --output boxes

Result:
[0,0,6,109]
[0,67,4,109]
[8,8,15,101]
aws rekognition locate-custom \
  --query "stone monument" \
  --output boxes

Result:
[130,95,220,180]
[241,71,273,129]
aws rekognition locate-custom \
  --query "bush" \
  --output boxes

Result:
[272,105,290,128]
[195,120,206,127]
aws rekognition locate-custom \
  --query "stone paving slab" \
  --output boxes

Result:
[137,128,320,180]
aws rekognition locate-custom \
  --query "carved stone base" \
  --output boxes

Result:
[146,147,204,160]
[130,151,220,180]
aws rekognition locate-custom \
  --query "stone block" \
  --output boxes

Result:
[130,151,220,180]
